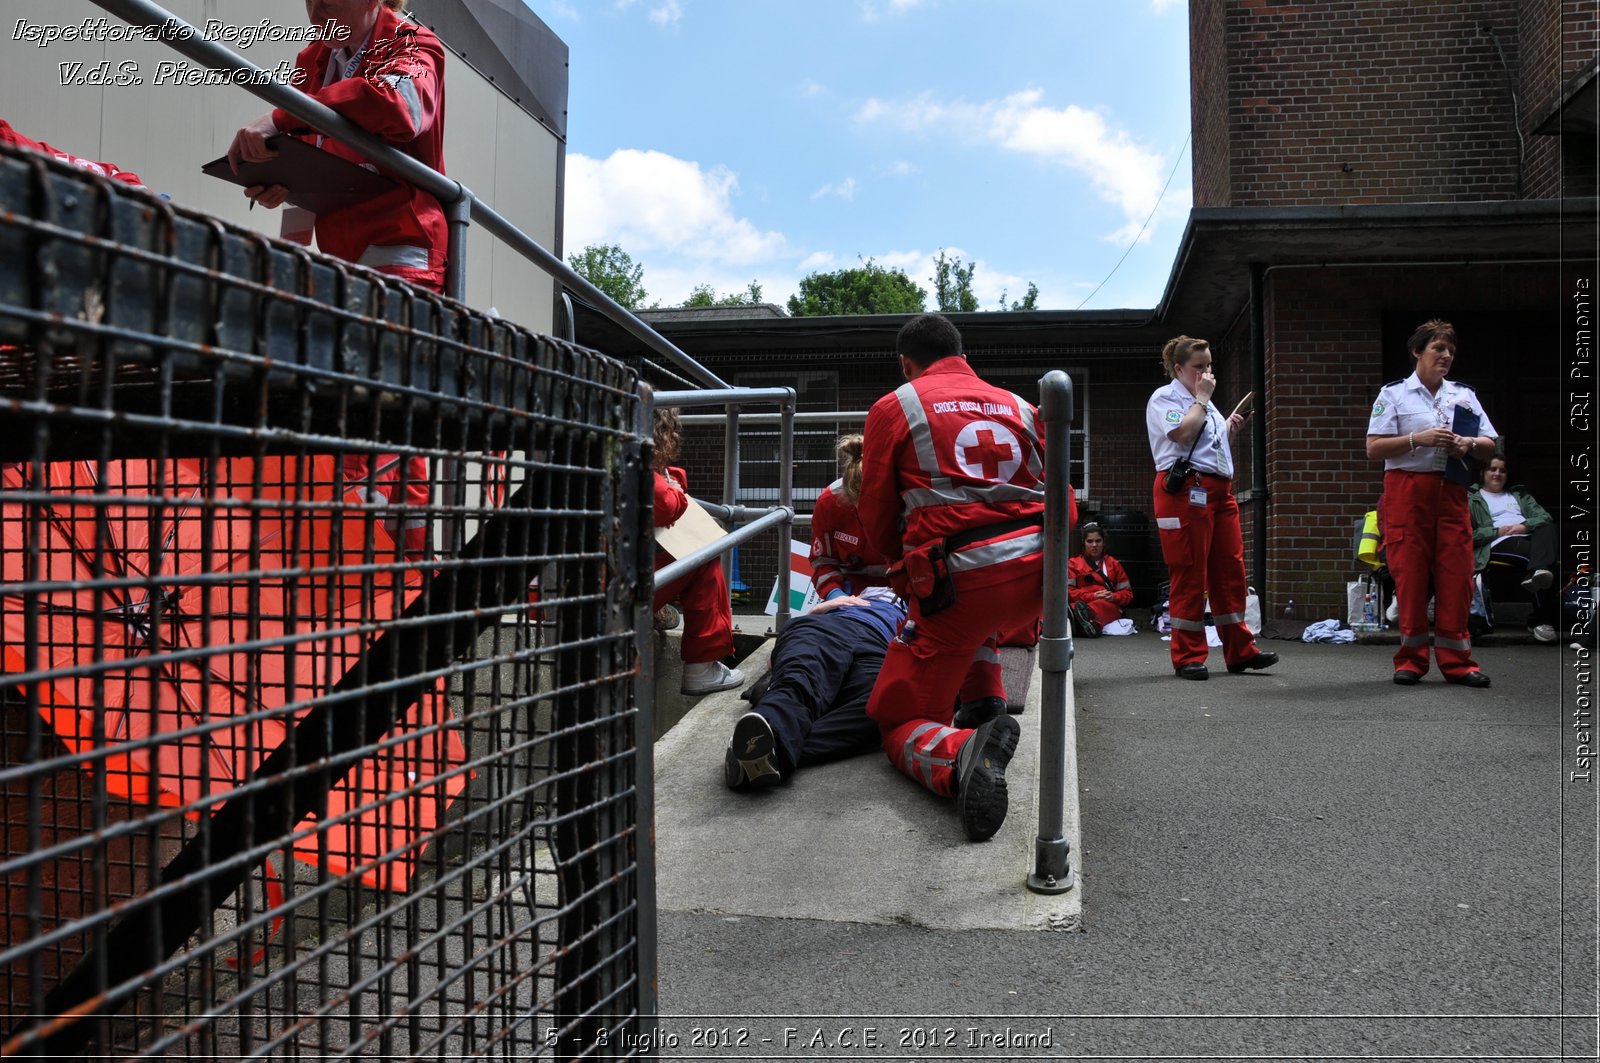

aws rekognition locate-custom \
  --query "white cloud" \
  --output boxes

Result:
[1150,0,1184,10]
[798,251,837,272]
[810,177,859,201]
[859,0,925,21]
[877,159,919,177]
[855,88,1179,243]
[566,149,786,265]
[544,0,578,19]
[799,78,826,98]
[649,0,683,26]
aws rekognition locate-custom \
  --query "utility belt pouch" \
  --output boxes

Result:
[1161,459,1194,495]
[894,541,957,616]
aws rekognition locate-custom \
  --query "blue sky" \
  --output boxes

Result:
[543,0,1192,312]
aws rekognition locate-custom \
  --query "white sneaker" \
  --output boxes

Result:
[1532,623,1557,643]
[1522,569,1554,593]
[682,660,744,695]
[1385,597,1399,623]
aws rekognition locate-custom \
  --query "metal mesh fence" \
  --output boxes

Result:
[0,144,652,1058]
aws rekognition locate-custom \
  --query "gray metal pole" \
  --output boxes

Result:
[631,386,660,1052]
[722,405,740,601]
[1029,370,1076,895]
[775,389,796,632]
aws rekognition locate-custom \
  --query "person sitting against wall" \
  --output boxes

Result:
[725,590,905,789]
[1469,455,1559,643]
[652,408,744,695]
[1067,521,1136,637]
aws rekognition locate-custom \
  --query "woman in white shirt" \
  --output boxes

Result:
[1366,320,1498,687]
[1145,336,1277,681]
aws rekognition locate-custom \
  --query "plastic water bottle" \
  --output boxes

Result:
[1362,584,1376,630]
[1284,599,1295,621]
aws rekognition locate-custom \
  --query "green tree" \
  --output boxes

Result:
[998,282,1040,311]
[786,258,926,316]
[930,250,979,313]
[683,280,765,308]
[567,242,649,309]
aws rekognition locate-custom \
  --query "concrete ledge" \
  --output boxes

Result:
[652,626,769,740]
[652,642,1083,933]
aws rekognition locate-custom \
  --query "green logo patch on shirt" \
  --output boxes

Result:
[1165,409,1182,424]
[1370,401,1386,419]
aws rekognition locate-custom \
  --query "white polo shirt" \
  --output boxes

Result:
[1368,372,1497,473]
[1146,379,1237,478]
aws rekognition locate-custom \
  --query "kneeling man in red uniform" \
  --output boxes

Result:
[859,314,1073,842]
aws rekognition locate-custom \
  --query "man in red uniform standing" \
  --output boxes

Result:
[859,314,1071,842]
[228,0,445,558]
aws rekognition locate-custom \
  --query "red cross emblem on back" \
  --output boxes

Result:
[952,420,1023,483]
[963,429,1013,480]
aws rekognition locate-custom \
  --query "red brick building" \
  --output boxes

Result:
[578,0,1597,618]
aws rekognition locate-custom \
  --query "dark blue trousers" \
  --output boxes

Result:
[757,611,887,776]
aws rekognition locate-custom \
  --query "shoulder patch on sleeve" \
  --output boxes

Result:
[1370,400,1386,419]
[1164,409,1182,424]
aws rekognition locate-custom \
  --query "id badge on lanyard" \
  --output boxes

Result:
[1189,486,1208,507]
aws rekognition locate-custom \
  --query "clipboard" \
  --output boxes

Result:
[655,496,727,562]
[1445,404,1481,486]
[202,135,399,215]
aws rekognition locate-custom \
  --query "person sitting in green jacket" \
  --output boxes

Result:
[1468,456,1558,642]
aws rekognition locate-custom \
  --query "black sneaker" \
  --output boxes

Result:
[954,715,1021,842]
[953,696,1007,729]
[1070,601,1102,638]
[724,712,781,789]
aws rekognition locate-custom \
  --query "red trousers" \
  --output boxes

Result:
[1080,597,1125,627]
[1152,471,1259,669]
[1381,470,1480,678]
[866,561,1041,796]
[654,550,735,664]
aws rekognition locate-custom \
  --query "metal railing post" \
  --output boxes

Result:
[438,193,472,555]
[775,389,796,632]
[722,405,740,599]
[1029,370,1076,895]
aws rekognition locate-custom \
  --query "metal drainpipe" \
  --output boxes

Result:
[1029,369,1076,895]
[1249,263,1268,618]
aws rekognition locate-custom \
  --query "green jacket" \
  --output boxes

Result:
[1468,484,1553,572]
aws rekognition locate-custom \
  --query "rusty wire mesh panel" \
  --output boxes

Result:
[0,144,653,1059]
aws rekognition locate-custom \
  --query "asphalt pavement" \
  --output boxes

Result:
[652,626,1596,1060]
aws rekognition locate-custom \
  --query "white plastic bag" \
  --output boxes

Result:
[1244,586,1262,635]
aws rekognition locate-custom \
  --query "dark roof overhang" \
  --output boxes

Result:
[1154,199,1599,333]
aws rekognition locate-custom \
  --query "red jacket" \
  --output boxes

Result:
[654,467,689,530]
[270,6,446,288]
[861,357,1070,589]
[809,480,891,599]
[0,119,143,186]
[1067,553,1133,608]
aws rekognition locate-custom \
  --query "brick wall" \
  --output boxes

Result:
[1191,0,1231,207]
[1193,0,1525,207]
[1522,0,1600,198]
